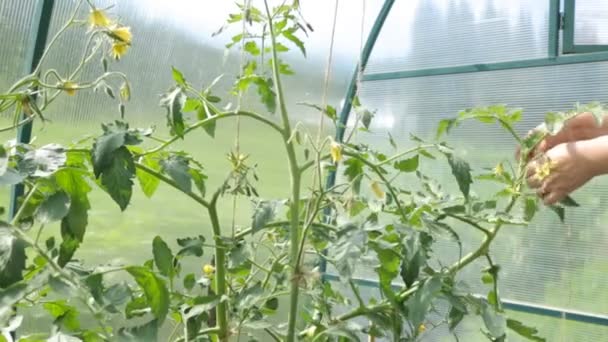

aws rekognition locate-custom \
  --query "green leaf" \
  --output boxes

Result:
[126,266,169,324]
[117,319,158,342]
[58,236,79,268]
[343,158,364,194]
[359,109,373,129]
[35,191,70,224]
[153,236,174,278]
[160,87,186,138]
[92,121,141,177]
[181,98,200,113]
[0,224,26,288]
[388,132,397,149]
[0,145,7,176]
[172,66,187,86]
[197,103,216,138]
[252,200,277,233]
[507,318,545,342]
[84,274,104,304]
[393,155,419,173]
[136,154,161,198]
[160,155,192,193]
[189,168,207,197]
[445,154,473,201]
[524,197,537,222]
[176,236,205,258]
[55,169,91,241]
[244,41,260,56]
[481,300,506,339]
[407,276,443,328]
[99,147,135,211]
[437,118,456,139]
[43,300,80,331]
[549,205,565,223]
[183,273,195,290]
[448,305,466,331]
[560,195,579,207]
[125,296,149,319]
[283,27,306,56]
[264,297,279,311]
[254,77,276,114]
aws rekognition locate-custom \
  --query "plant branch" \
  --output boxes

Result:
[142,111,282,156]
[134,162,210,208]
[442,213,491,236]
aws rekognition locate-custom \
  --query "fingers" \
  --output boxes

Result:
[542,191,565,206]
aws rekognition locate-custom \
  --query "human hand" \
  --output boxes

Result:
[516,112,602,161]
[526,136,608,205]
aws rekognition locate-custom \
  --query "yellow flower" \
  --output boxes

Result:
[111,26,132,44]
[203,264,215,275]
[89,8,111,28]
[330,141,342,163]
[534,158,556,181]
[418,323,426,334]
[62,81,78,96]
[111,42,129,60]
[371,181,385,199]
[493,163,504,176]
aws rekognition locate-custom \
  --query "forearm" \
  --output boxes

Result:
[565,112,608,140]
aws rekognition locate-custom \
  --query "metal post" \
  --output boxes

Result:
[9,0,56,219]
[320,0,396,274]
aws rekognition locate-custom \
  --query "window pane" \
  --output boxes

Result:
[366,0,550,74]
[574,0,608,45]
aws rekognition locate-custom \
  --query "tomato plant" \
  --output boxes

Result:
[0,1,598,341]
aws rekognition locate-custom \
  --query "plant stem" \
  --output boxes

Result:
[263,2,302,340]
[443,213,491,236]
[208,200,229,341]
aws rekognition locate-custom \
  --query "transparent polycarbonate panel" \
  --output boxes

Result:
[0,0,38,90]
[574,0,608,45]
[6,0,381,268]
[352,61,608,322]
[366,0,550,74]
[326,277,608,341]
[0,0,39,219]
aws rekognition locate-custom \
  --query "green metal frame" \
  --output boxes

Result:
[9,0,56,219]
[320,0,396,272]
[563,0,608,54]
